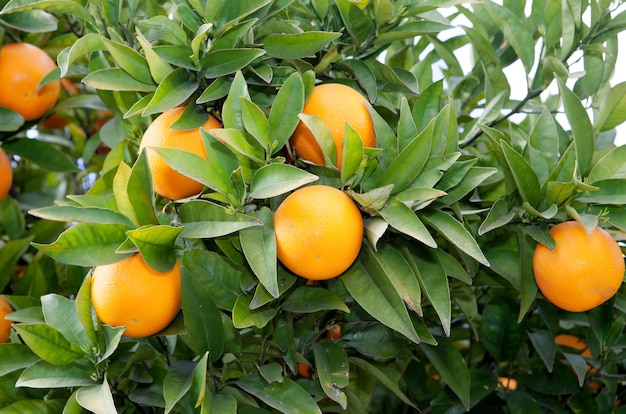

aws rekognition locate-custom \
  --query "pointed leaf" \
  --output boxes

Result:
[500,140,542,207]
[41,294,91,348]
[143,68,199,116]
[125,225,183,272]
[203,49,266,78]
[16,360,94,388]
[313,341,349,408]
[379,198,436,248]
[249,164,318,199]
[0,344,40,376]
[240,208,278,298]
[13,323,84,365]
[269,72,305,152]
[264,31,341,59]
[281,286,349,313]
[75,380,117,414]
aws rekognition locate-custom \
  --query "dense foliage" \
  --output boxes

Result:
[2,0,626,412]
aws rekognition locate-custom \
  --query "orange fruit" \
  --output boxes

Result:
[274,185,363,280]
[290,83,376,168]
[139,106,221,200]
[0,297,13,343]
[40,113,70,131]
[91,253,181,338]
[555,334,592,358]
[325,324,341,340]
[297,362,312,378]
[532,221,624,312]
[0,43,61,121]
[497,377,518,391]
[0,148,11,201]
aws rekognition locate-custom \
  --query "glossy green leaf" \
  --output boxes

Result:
[127,150,159,226]
[0,344,39,377]
[264,31,340,59]
[57,32,105,77]
[1,138,77,172]
[557,78,594,176]
[313,341,349,408]
[577,179,626,204]
[182,250,241,311]
[377,243,422,315]
[335,0,370,45]
[406,246,451,335]
[12,323,84,365]
[33,223,132,266]
[240,97,270,150]
[342,244,420,343]
[281,286,349,313]
[341,123,365,184]
[125,225,183,272]
[75,380,117,414]
[209,128,265,163]
[419,337,470,410]
[1,0,92,22]
[379,198,436,248]
[0,399,65,413]
[481,301,526,361]
[0,237,33,291]
[249,164,318,199]
[75,276,98,347]
[268,72,304,152]
[420,209,489,266]
[179,200,260,238]
[587,142,626,184]
[501,140,542,207]
[0,107,24,131]
[232,294,277,329]
[596,82,626,132]
[40,294,91,349]
[203,49,265,78]
[374,20,451,46]
[348,357,415,408]
[29,205,135,228]
[181,263,225,361]
[240,208,278,298]
[236,371,322,414]
[82,68,156,92]
[136,29,174,83]
[528,330,557,373]
[297,113,336,167]
[0,9,57,33]
[103,37,153,84]
[143,68,199,116]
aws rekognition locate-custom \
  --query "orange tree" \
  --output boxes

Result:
[1,0,626,413]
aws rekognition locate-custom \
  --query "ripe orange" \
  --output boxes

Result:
[297,362,312,378]
[274,185,363,280]
[0,148,11,201]
[290,83,376,168]
[139,106,221,200]
[532,221,624,312]
[91,254,181,338]
[497,377,518,391]
[555,334,592,358]
[325,324,341,340]
[0,297,13,343]
[0,43,61,121]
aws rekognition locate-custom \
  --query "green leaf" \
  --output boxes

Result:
[127,150,159,226]
[577,179,626,204]
[203,49,266,78]
[163,361,196,414]
[297,113,337,167]
[269,72,305,152]
[587,144,626,184]
[0,399,65,413]
[103,37,153,84]
[75,380,117,414]
[377,243,422,315]
[481,2,535,73]
[33,223,132,267]
[29,205,135,227]
[557,78,594,176]
[41,294,91,349]
[241,97,270,151]
[125,225,183,272]
[406,246,451,335]
[181,264,225,361]
[75,276,98,347]
[136,28,174,84]
[0,237,32,292]
[341,123,365,184]
[1,138,77,172]
[0,9,57,33]
[379,198,437,248]
[349,357,415,408]
[82,68,156,92]
[281,286,349,313]
[264,31,341,59]
[209,128,265,163]
[16,360,94,388]
[596,82,626,132]
[481,302,526,361]
[500,140,542,207]
[313,341,349,408]
[0,107,24,131]
[1,0,92,22]
[528,330,557,373]
[0,344,39,376]
[182,250,241,311]
[374,20,451,46]
[379,118,433,192]
[335,0,371,45]
[420,209,489,266]
[341,244,421,343]
[249,164,318,199]
[143,68,199,116]
[240,208,278,298]
[12,323,84,365]
[57,33,105,77]
[179,200,260,238]
[232,294,277,329]
[236,371,322,414]
[419,337,470,410]
[149,147,236,197]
